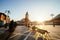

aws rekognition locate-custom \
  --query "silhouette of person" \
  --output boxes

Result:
[5,20,17,40]
[8,20,17,33]
[4,23,8,28]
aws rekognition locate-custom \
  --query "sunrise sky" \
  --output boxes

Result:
[0,0,60,22]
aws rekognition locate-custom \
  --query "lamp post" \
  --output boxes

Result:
[5,10,11,28]
[51,14,55,27]
[5,10,11,16]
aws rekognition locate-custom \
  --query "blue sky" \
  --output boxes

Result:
[0,0,60,22]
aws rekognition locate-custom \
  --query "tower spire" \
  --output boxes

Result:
[25,11,29,19]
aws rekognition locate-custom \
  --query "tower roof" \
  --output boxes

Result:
[26,11,28,15]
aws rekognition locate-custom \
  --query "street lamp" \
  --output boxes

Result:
[51,14,55,27]
[5,10,11,16]
[51,14,54,18]
[5,10,11,28]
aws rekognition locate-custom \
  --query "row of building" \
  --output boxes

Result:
[44,14,60,25]
[0,11,40,27]
[16,12,40,26]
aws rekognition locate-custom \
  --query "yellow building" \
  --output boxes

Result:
[0,12,10,27]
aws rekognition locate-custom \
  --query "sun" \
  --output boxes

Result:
[36,17,45,22]
[31,17,45,23]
